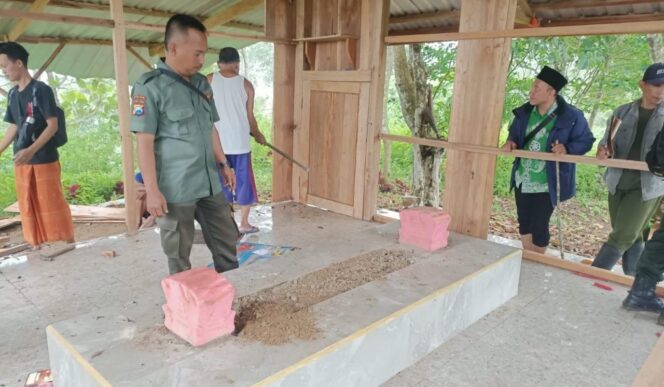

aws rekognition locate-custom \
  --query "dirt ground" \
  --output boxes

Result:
[234,248,414,345]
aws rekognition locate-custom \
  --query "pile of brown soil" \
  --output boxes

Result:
[235,248,414,345]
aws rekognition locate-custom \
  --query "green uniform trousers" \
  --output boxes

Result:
[637,224,664,282]
[156,194,239,275]
[608,188,661,252]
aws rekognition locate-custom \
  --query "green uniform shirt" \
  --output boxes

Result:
[130,60,221,204]
[617,106,654,191]
[515,103,557,193]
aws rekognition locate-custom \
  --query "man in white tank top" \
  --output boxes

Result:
[207,47,266,234]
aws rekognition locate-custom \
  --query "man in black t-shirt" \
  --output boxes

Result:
[0,42,73,248]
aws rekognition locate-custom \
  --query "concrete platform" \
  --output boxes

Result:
[44,203,520,386]
[385,260,663,387]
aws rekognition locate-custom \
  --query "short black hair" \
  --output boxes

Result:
[164,14,206,48]
[218,47,240,64]
[0,42,29,67]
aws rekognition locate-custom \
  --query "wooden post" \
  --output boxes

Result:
[266,0,296,202]
[34,41,65,79]
[442,0,517,238]
[109,0,137,233]
[361,0,390,220]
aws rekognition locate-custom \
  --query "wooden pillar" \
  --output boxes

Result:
[266,0,296,202]
[442,0,517,238]
[361,0,390,220]
[110,0,137,233]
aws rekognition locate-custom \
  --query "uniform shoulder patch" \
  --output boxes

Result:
[132,95,146,117]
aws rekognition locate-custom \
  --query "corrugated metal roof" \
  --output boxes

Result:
[3,0,664,81]
[0,0,264,81]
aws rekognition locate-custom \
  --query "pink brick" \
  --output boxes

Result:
[161,268,236,346]
[399,207,451,251]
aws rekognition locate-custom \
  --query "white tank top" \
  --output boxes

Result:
[210,72,251,154]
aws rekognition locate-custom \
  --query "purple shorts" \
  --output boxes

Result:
[219,153,258,206]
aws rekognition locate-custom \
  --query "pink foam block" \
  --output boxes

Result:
[399,207,451,251]
[161,268,236,346]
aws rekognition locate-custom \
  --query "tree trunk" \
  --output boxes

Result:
[381,47,393,179]
[393,44,444,207]
[647,34,664,62]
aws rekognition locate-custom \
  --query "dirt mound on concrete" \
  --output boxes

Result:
[235,248,414,345]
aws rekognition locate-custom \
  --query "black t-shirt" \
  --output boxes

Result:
[3,79,59,164]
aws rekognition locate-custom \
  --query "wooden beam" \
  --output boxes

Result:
[381,133,650,172]
[125,20,281,43]
[633,334,664,386]
[386,20,664,44]
[361,0,391,220]
[0,9,114,28]
[34,41,65,79]
[203,0,263,29]
[18,35,154,47]
[443,0,517,238]
[6,0,266,33]
[7,0,51,41]
[522,250,664,298]
[389,9,459,25]
[109,0,137,234]
[266,0,295,202]
[0,243,29,257]
[127,46,152,69]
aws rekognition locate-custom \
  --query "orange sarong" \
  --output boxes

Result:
[14,161,74,246]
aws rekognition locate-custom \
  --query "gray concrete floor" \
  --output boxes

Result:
[0,202,659,387]
[384,260,661,387]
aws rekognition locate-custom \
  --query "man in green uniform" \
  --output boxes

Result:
[131,14,240,275]
[593,63,664,275]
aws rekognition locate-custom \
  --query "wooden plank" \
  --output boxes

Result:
[4,203,125,219]
[337,0,360,70]
[353,84,370,217]
[34,41,65,79]
[125,20,284,43]
[291,0,307,203]
[127,46,152,69]
[294,34,357,42]
[302,70,371,82]
[266,0,296,202]
[381,133,650,172]
[110,0,137,234]
[0,243,29,257]
[18,35,158,48]
[0,235,9,245]
[7,0,52,41]
[0,9,114,28]
[0,217,21,230]
[38,244,75,260]
[443,0,517,238]
[307,195,354,217]
[360,0,390,220]
[203,0,263,29]
[542,14,664,27]
[313,0,339,71]
[307,90,333,200]
[296,79,312,202]
[6,0,265,32]
[308,80,361,94]
[522,250,664,298]
[632,334,664,386]
[385,20,664,45]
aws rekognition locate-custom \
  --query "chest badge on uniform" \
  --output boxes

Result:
[132,95,146,117]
